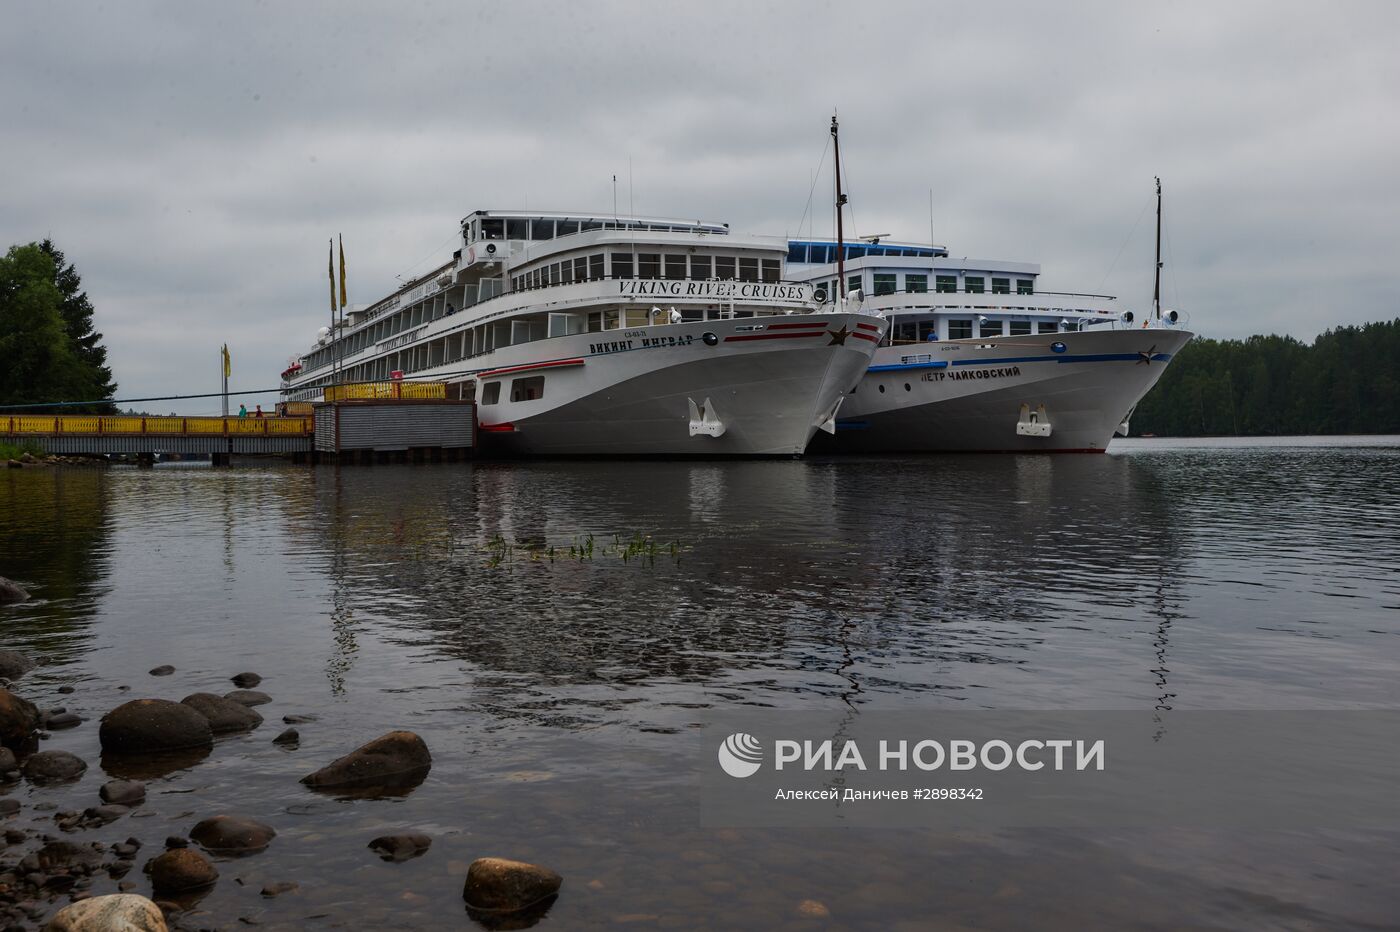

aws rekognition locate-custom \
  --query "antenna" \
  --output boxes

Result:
[831,113,848,304]
[928,188,935,247]
[1153,177,1163,321]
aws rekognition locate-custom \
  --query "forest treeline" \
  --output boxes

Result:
[1132,319,1400,436]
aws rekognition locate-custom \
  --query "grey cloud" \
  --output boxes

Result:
[3,1,1397,411]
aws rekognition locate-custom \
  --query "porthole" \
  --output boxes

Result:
[702,332,719,346]
[904,383,911,391]
[878,384,886,393]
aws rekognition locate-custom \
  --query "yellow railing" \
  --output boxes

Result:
[1,415,314,436]
[322,381,447,402]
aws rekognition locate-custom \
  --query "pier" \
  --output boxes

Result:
[2,414,313,460]
[4,394,476,465]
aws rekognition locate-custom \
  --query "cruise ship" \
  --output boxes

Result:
[788,233,1192,453]
[281,211,885,455]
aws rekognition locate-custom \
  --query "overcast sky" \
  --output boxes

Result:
[4,1,1397,412]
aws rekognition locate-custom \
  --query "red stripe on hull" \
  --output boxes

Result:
[851,332,879,342]
[477,358,584,379]
[478,422,518,433]
[856,322,881,332]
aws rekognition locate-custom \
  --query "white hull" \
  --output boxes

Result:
[812,327,1192,453]
[472,313,882,456]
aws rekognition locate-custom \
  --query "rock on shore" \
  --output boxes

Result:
[462,857,562,912]
[0,688,40,748]
[0,649,35,679]
[180,693,263,734]
[368,832,432,862]
[149,848,218,893]
[99,699,214,754]
[21,750,87,785]
[0,578,28,606]
[189,815,276,855]
[300,731,431,789]
[43,893,168,931]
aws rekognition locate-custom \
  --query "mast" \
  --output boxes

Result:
[1153,176,1162,322]
[832,114,848,304]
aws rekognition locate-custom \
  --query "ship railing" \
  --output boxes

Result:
[322,382,447,402]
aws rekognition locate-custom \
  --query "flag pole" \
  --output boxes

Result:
[221,344,229,417]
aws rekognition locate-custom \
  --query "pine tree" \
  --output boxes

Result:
[0,243,115,412]
[39,239,117,411]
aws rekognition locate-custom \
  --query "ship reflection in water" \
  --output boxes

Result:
[1,439,1398,929]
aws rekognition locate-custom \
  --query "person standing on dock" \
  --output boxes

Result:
[254,404,264,418]
[238,403,247,418]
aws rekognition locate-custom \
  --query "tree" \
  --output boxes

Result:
[0,243,117,412]
[39,239,116,407]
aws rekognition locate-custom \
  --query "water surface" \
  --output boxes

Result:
[1,438,1398,929]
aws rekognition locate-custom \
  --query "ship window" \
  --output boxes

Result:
[481,381,501,405]
[906,274,928,293]
[847,274,862,295]
[762,259,780,282]
[1038,321,1058,334]
[510,376,545,402]
[639,253,661,278]
[715,256,736,279]
[893,321,917,343]
[604,309,620,329]
[549,263,560,285]
[965,276,985,293]
[665,255,686,280]
[557,259,571,284]
[980,319,1004,337]
[481,219,504,239]
[787,244,808,263]
[738,257,759,282]
[612,252,633,279]
[691,255,712,279]
[587,312,602,332]
[558,220,580,236]
[992,277,1010,294]
[936,275,957,293]
[506,219,529,239]
[589,254,604,280]
[948,319,973,339]
[531,219,555,240]
[845,245,867,259]
[873,273,897,295]
[918,320,937,341]
[1017,279,1034,295]
[1010,320,1032,336]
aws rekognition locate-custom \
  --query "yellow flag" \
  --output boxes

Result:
[328,239,336,315]
[222,343,231,378]
[338,234,347,309]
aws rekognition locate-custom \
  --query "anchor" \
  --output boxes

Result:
[688,397,726,438]
[1015,403,1052,437]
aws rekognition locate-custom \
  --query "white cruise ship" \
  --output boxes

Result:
[282,211,885,455]
[787,234,1192,453]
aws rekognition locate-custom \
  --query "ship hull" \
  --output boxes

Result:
[811,327,1192,453]
[475,313,882,456]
